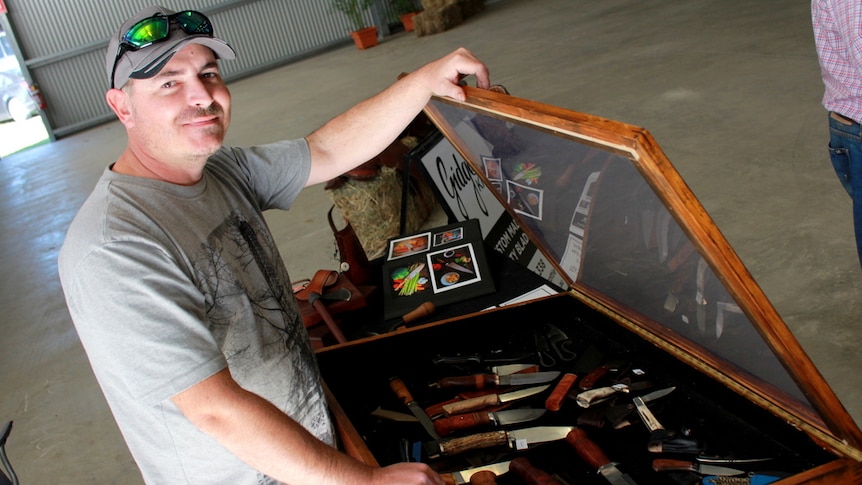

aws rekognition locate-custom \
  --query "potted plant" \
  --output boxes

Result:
[390,0,419,32]
[332,0,379,49]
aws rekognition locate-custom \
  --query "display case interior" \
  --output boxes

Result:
[316,87,862,484]
[317,296,841,484]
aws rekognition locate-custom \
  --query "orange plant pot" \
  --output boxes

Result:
[400,12,417,32]
[350,26,378,50]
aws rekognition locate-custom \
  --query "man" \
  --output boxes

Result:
[58,6,489,484]
[812,0,862,268]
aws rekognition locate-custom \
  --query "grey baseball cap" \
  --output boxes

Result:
[106,6,236,89]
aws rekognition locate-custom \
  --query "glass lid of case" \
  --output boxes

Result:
[423,88,862,451]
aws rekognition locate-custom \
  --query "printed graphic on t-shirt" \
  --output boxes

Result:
[191,213,334,447]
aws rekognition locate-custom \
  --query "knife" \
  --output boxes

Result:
[632,387,674,452]
[445,261,475,274]
[566,428,638,485]
[575,383,631,408]
[442,384,551,416]
[696,456,773,465]
[434,408,547,436]
[430,425,575,458]
[652,459,744,476]
[469,471,498,485]
[509,456,567,485]
[545,372,578,411]
[441,460,510,484]
[701,475,782,485]
[394,263,425,291]
[632,387,702,453]
[433,371,560,390]
[389,377,441,440]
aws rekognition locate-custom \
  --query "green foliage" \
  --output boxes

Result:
[331,0,378,31]
[390,0,417,15]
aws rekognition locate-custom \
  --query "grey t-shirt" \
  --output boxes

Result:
[58,140,334,484]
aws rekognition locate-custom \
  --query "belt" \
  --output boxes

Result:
[830,111,858,126]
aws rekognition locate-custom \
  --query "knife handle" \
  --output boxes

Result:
[441,474,458,485]
[437,430,509,456]
[442,394,499,416]
[469,470,498,485]
[565,428,611,470]
[509,457,565,485]
[545,373,577,412]
[434,412,492,436]
[579,365,610,390]
[437,374,499,390]
[575,386,621,408]
[389,377,416,406]
[651,459,696,473]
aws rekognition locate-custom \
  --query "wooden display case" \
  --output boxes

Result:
[315,87,862,484]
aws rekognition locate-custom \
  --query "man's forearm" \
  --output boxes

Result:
[172,369,375,484]
[304,48,490,186]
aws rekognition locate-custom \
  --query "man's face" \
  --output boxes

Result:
[122,44,231,167]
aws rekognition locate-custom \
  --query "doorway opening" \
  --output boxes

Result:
[0,27,50,158]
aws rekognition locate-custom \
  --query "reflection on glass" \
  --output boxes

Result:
[429,99,806,404]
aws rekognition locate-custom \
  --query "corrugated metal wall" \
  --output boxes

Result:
[4,0,408,138]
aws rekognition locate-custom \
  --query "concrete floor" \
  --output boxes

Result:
[2,0,861,482]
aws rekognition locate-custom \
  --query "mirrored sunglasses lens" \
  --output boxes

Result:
[174,11,212,34]
[123,17,169,47]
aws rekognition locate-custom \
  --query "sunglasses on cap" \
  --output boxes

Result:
[110,10,214,89]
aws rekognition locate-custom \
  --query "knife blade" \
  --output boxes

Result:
[492,364,540,375]
[566,428,638,485]
[441,460,511,484]
[442,384,551,416]
[652,459,744,476]
[695,455,773,464]
[431,425,575,458]
[434,371,560,390]
[632,387,675,432]
[389,377,441,440]
[434,408,547,436]
[445,261,475,274]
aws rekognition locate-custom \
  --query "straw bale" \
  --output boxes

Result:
[328,166,438,259]
[414,3,462,37]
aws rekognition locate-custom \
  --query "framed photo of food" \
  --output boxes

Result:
[381,219,495,320]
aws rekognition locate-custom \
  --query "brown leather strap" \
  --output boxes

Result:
[294,269,338,301]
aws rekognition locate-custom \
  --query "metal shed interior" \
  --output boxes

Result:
[3,0,408,138]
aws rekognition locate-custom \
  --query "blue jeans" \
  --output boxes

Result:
[828,111,862,267]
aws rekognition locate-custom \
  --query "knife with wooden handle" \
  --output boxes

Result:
[389,377,441,440]
[431,426,575,458]
[434,409,546,436]
[545,373,577,411]
[442,384,550,416]
[509,457,566,485]
[434,371,560,390]
[469,471,497,485]
[437,430,509,456]
[566,428,638,485]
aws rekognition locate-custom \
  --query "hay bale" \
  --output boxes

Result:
[414,3,462,37]
[421,0,452,10]
[328,166,438,259]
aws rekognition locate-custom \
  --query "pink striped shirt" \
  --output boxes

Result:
[813,0,862,123]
